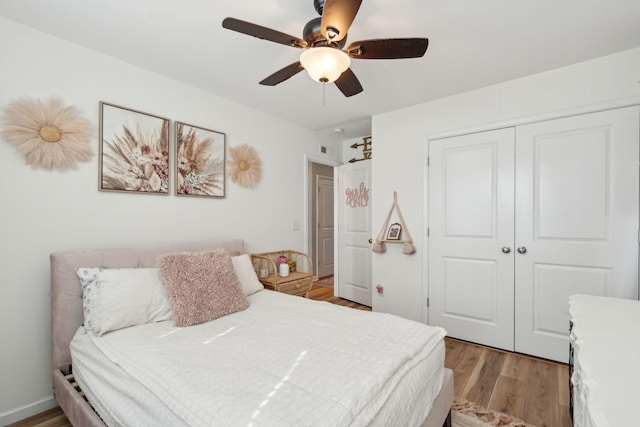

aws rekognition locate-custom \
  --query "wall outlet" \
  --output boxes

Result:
[376,284,384,296]
[291,220,300,231]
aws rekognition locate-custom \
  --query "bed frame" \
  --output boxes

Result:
[50,239,453,427]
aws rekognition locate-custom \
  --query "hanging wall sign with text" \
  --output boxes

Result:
[345,182,369,208]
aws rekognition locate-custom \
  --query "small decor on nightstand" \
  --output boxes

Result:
[278,262,290,277]
[251,250,313,297]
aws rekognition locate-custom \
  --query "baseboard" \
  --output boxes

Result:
[0,395,57,426]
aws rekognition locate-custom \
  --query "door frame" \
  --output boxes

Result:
[423,97,640,327]
[421,142,430,324]
[304,154,339,286]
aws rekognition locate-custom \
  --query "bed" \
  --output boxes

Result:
[51,239,453,426]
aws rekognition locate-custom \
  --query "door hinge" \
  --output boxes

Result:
[427,227,430,237]
[427,157,430,167]
[426,297,430,307]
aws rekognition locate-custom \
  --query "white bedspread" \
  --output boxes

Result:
[71,290,446,427]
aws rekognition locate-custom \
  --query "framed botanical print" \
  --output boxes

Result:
[175,121,225,198]
[99,102,170,194]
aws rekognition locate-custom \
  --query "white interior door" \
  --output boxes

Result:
[429,128,516,351]
[514,107,639,361]
[316,175,334,278]
[337,161,372,306]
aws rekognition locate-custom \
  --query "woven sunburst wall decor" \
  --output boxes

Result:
[228,143,262,188]
[1,96,92,170]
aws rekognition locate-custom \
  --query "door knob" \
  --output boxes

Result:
[517,246,527,254]
[368,238,372,244]
[501,247,511,254]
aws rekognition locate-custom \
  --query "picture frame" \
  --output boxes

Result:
[175,121,225,198]
[99,102,170,194]
[387,222,402,240]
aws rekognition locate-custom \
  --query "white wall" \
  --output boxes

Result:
[0,17,340,421]
[371,47,640,321]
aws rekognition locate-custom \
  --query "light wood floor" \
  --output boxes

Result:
[445,338,572,427]
[307,279,372,311]
[10,282,571,427]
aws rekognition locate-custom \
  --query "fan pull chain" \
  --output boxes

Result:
[322,82,326,107]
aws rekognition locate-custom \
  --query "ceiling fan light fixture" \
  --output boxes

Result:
[300,47,350,83]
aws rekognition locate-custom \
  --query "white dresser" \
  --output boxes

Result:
[569,294,640,427]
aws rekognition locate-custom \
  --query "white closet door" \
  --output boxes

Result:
[429,127,515,351]
[515,107,639,362]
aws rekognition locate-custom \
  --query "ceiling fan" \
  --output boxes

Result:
[222,0,429,97]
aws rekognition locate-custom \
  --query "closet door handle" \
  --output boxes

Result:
[517,246,527,254]
[501,247,511,254]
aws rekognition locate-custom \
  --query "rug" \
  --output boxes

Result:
[452,397,536,427]
[313,276,334,288]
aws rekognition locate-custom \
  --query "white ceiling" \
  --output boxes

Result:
[2,0,640,140]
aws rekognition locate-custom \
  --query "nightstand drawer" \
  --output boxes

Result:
[275,275,313,296]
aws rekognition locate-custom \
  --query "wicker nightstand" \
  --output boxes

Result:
[251,250,314,297]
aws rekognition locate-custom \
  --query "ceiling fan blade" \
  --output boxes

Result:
[222,17,307,48]
[334,68,363,97]
[259,62,305,86]
[347,38,429,59]
[320,0,362,43]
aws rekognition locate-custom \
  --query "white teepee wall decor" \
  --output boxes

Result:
[372,191,417,255]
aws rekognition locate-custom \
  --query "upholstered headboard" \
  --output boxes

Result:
[50,239,244,373]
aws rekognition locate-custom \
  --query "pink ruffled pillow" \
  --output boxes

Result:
[158,249,249,327]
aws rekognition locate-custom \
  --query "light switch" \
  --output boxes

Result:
[291,220,300,231]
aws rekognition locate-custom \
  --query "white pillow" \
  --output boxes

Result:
[232,254,264,296]
[76,267,103,331]
[75,267,172,336]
